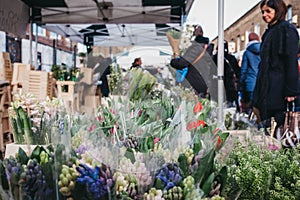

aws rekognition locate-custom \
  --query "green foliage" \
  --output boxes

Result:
[127,68,156,101]
[222,143,300,199]
[108,64,123,95]
[51,64,82,81]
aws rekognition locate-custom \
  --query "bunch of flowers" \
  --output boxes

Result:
[108,64,123,95]
[9,93,64,144]
[76,93,229,199]
[1,146,56,200]
[4,72,234,199]
[126,68,157,102]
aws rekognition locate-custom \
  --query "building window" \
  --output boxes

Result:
[254,23,260,36]
[49,32,58,40]
[33,24,46,37]
[287,5,292,23]
[237,35,241,52]
[245,30,250,47]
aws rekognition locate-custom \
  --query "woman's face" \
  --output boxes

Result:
[261,5,276,25]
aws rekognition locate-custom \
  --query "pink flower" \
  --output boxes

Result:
[110,109,117,115]
[138,109,143,116]
[96,116,103,121]
[268,143,279,151]
[154,138,160,144]
[88,124,96,132]
[110,126,118,135]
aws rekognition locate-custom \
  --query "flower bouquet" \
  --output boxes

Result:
[3,68,234,200]
[1,145,56,200]
[9,93,64,145]
[166,29,181,56]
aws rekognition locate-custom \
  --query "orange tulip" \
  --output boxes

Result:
[196,120,206,127]
[186,120,206,131]
[193,101,203,114]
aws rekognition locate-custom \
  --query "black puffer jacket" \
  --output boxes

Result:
[253,20,299,120]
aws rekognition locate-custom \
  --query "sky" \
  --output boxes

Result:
[187,0,261,40]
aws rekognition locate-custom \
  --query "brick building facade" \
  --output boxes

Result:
[212,0,299,56]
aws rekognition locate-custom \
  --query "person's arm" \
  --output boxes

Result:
[283,26,299,101]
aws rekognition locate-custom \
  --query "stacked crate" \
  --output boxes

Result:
[0,80,13,157]
[0,53,13,157]
[0,53,13,83]
[11,63,31,96]
[22,71,49,101]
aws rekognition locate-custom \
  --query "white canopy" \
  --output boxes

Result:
[42,23,181,46]
[19,0,193,46]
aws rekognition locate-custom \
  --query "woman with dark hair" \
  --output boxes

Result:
[252,0,299,130]
[130,57,142,69]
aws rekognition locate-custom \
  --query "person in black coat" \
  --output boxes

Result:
[170,25,209,98]
[213,41,240,112]
[252,0,299,128]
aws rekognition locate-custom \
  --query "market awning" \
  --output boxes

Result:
[18,0,194,46]
[42,23,181,46]
[21,0,193,24]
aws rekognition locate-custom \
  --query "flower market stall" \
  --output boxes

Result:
[1,66,299,200]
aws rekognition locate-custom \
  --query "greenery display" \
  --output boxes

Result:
[51,64,82,81]
[222,142,300,200]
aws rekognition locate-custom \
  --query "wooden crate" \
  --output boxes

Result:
[11,63,31,94]
[23,71,49,100]
[0,80,13,153]
[0,52,13,82]
[80,67,93,84]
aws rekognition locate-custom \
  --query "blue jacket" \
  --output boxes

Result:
[240,41,261,92]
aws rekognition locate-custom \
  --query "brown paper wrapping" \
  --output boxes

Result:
[166,32,181,56]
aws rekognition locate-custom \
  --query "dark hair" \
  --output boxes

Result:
[132,57,141,66]
[260,0,287,23]
[193,25,203,36]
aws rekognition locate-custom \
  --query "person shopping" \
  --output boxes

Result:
[252,0,299,131]
[239,32,261,113]
[170,25,209,97]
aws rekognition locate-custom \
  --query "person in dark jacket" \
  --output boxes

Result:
[213,41,240,112]
[252,0,299,128]
[239,32,261,113]
[170,25,209,98]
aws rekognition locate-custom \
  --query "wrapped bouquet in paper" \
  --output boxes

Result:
[166,29,181,56]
